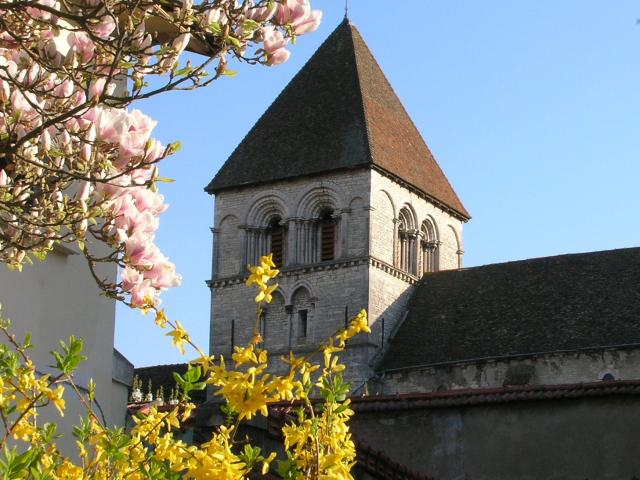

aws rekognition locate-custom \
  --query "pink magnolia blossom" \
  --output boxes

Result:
[89,15,117,40]
[54,79,74,98]
[26,0,59,22]
[67,32,95,64]
[0,0,323,311]
[267,48,290,66]
[125,231,160,268]
[121,266,143,292]
[131,188,168,216]
[262,27,290,65]
[130,279,159,308]
[145,258,182,290]
[275,0,322,35]
[247,4,277,23]
[78,180,91,201]
[293,9,322,35]
[88,78,116,99]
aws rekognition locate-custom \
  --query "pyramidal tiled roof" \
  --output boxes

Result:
[206,19,470,220]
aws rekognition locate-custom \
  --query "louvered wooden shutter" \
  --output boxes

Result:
[271,227,284,267]
[320,222,335,262]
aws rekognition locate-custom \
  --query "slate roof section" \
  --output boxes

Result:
[378,247,640,371]
[206,19,469,220]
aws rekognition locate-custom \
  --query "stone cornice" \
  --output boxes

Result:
[207,256,370,289]
[369,257,418,284]
[207,255,419,289]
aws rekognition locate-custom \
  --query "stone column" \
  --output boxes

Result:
[392,218,399,267]
[409,230,418,276]
[245,228,254,266]
[302,220,311,263]
[337,209,349,259]
[286,218,297,265]
[256,228,264,259]
[210,227,219,279]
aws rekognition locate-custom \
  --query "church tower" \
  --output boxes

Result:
[205,20,469,387]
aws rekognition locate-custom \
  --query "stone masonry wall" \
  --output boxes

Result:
[210,168,467,386]
[369,170,464,272]
[209,169,373,384]
[379,348,640,394]
[365,170,465,371]
[350,395,640,480]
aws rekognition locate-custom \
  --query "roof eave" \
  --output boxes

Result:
[371,164,471,221]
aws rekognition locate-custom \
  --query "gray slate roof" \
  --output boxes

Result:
[378,247,640,371]
[206,20,469,219]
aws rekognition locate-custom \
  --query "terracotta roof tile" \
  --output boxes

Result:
[206,20,469,220]
[348,380,640,411]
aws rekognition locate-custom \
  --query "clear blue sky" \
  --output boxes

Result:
[115,1,640,367]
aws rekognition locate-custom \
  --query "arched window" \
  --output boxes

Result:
[318,208,336,262]
[397,207,417,275]
[420,219,439,275]
[267,216,285,267]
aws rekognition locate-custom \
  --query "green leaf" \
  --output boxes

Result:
[226,35,242,48]
[207,22,222,35]
[168,141,182,154]
[88,378,96,401]
[172,372,185,386]
[242,19,260,32]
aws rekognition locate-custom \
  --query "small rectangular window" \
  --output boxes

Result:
[297,309,308,338]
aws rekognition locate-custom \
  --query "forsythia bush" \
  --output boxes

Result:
[0,1,372,478]
[0,254,371,479]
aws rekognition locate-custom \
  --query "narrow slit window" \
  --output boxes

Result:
[259,310,266,340]
[297,309,308,338]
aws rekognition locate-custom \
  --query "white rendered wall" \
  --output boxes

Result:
[0,245,119,455]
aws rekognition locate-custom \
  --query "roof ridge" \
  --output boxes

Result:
[205,21,469,218]
[347,23,374,176]
[348,24,468,219]
[421,245,640,278]
[135,362,189,370]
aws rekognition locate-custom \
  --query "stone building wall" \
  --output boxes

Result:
[365,170,465,368]
[210,168,467,385]
[350,394,640,480]
[209,169,374,383]
[369,170,464,273]
[378,347,640,394]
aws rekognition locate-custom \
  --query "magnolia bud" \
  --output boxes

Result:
[40,130,51,152]
[78,180,91,201]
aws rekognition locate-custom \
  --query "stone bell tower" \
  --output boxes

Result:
[205,19,469,388]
